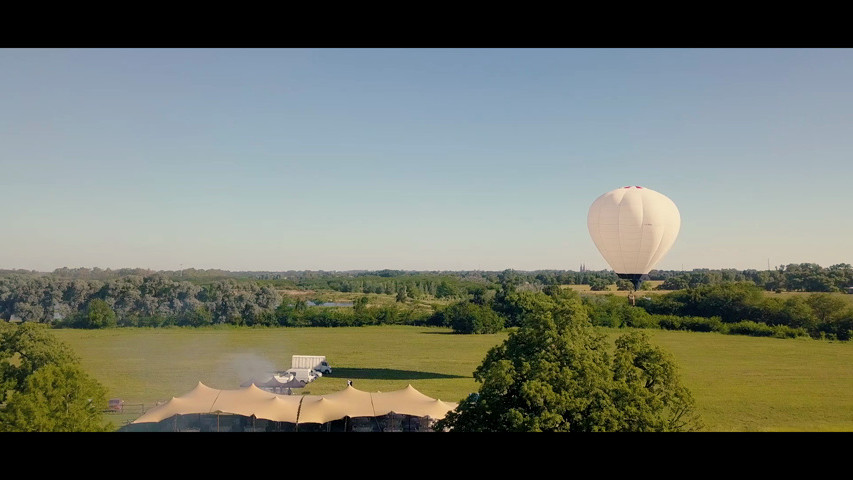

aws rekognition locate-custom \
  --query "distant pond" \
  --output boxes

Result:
[306,301,354,307]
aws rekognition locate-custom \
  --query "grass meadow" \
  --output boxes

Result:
[51,325,853,432]
[566,280,664,295]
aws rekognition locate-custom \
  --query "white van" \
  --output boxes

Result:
[286,368,320,383]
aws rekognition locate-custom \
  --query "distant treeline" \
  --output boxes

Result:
[0,268,621,327]
[0,275,439,329]
[470,263,853,293]
[652,263,853,293]
[436,282,853,341]
[604,282,853,341]
[0,275,281,327]
[4,262,849,293]
[1,265,851,340]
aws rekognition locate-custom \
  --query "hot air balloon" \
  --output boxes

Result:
[587,186,680,291]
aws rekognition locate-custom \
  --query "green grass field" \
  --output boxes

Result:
[565,281,664,296]
[52,325,853,432]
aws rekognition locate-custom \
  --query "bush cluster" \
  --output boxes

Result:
[638,283,853,340]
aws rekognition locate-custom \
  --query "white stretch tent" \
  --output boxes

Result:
[132,383,457,425]
[371,384,459,419]
[297,386,376,424]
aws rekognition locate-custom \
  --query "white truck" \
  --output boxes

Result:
[291,355,332,375]
[286,368,321,383]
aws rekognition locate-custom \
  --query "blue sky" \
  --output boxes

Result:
[1,48,851,272]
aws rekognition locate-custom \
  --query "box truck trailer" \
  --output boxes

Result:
[291,355,332,374]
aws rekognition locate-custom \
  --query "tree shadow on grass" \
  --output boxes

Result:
[330,367,467,381]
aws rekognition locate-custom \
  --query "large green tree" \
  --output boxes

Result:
[444,301,504,334]
[0,322,79,403]
[609,332,700,431]
[0,322,111,431]
[78,298,118,329]
[434,293,701,432]
[0,362,111,432]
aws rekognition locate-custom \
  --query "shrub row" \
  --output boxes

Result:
[56,302,434,329]
[649,314,809,339]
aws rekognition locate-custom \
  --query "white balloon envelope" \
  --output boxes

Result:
[587,186,680,288]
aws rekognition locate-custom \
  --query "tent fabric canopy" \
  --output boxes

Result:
[132,382,458,425]
[371,384,458,419]
[240,375,307,390]
[297,386,376,424]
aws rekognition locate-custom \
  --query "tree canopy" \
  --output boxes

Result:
[0,322,111,431]
[0,362,110,432]
[434,292,701,432]
[443,301,504,334]
[0,322,79,403]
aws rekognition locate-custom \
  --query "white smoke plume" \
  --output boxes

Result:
[227,352,282,383]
